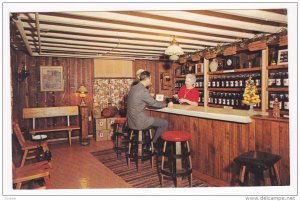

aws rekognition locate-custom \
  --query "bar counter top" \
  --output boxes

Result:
[148,104,268,123]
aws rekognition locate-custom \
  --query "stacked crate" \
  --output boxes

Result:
[95,117,117,141]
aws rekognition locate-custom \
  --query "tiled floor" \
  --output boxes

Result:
[48,139,132,189]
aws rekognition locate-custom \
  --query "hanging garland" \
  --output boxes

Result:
[181,27,287,60]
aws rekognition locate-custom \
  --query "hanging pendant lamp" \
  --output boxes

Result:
[164,36,184,56]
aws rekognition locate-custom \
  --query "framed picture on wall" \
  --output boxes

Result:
[40,66,64,91]
[277,49,288,65]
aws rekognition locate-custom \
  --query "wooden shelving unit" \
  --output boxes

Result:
[208,87,261,92]
[266,87,288,92]
[170,40,288,113]
[267,65,288,70]
[208,67,262,75]
[175,73,204,79]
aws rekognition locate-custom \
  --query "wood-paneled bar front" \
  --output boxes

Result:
[149,106,289,186]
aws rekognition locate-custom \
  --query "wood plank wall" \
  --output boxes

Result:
[150,111,290,186]
[11,49,94,138]
[133,60,175,97]
[11,51,169,140]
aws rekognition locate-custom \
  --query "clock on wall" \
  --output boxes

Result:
[224,56,240,70]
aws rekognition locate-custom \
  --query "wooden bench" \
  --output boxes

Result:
[23,106,80,146]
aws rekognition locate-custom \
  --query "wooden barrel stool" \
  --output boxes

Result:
[127,128,154,172]
[234,151,281,186]
[160,131,192,187]
[112,118,128,158]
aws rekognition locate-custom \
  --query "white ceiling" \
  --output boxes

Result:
[11,9,287,60]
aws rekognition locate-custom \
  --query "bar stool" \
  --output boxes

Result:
[112,118,128,158]
[127,128,154,172]
[160,131,192,187]
[234,151,281,186]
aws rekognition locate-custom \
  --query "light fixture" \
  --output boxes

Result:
[164,36,184,57]
[77,85,88,106]
[169,55,179,61]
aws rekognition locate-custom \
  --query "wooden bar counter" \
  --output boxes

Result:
[148,105,289,186]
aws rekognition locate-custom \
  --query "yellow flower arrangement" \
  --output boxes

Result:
[242,77,261,105]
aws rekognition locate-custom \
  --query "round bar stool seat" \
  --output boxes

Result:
[161,131,191,142]
[115,118,126,124]
[234,151,281,186]
[127,128,154,172]
[160,131,193,187]
[112,118,128,159]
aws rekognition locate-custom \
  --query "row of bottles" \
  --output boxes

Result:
[178,64,196,75]
[208,91,261,109]
[269,93,289,111]
[208,73,261,88]
[268,71,289,87]
[198,91,204,105]
[175,77,204,88]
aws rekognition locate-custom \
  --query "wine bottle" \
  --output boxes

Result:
[275,72,282,87]
[283,94,289,110]
[269,93,275,109]
[268,72,276,87]
[234,75,240,88]
[283,72,289,87]
[226,93,231,106]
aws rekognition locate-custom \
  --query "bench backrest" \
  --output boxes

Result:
[23,106,79,118]
[23,106,79,129]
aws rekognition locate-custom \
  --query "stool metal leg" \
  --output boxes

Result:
[137,130,143,172]
[115,124,120,158]
[273,164,281,185]
[240,165,246,184]
[127,130,134,168]
[160,141,167,187]
[149,129,154,168]
[186,141,192,187]
[175,141,182,187]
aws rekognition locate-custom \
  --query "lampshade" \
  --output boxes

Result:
[77,85,88,106]
[164,36,184,56]
[77,85,88,93]
[169,55,179,61]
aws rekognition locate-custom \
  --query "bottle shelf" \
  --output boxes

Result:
[175,73,204,78]
[266,87,288,92]
[207,104,225,108]
[208,103,261,111]
[208,67,262,75]
[267,65,288,70]
[174,87,204,91]
[208,87,261,91]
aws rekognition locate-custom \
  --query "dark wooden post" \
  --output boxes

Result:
[80,105,89,145]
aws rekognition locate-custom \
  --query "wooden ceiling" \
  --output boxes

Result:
[10,9,287,60]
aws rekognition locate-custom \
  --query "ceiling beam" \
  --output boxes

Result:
[24,27,210,47]
[40,12,239,40]
[13,17,33,56]
[29,42,166,54]
[35,13,42,54]
[260,9,287,15]
[186,10,287,27]
[21,18,222,45]
[113,11,259,34]
[28,39,166,51]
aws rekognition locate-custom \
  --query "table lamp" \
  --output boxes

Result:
[77,85,88,106]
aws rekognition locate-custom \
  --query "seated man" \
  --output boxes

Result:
[126,71,169,145]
